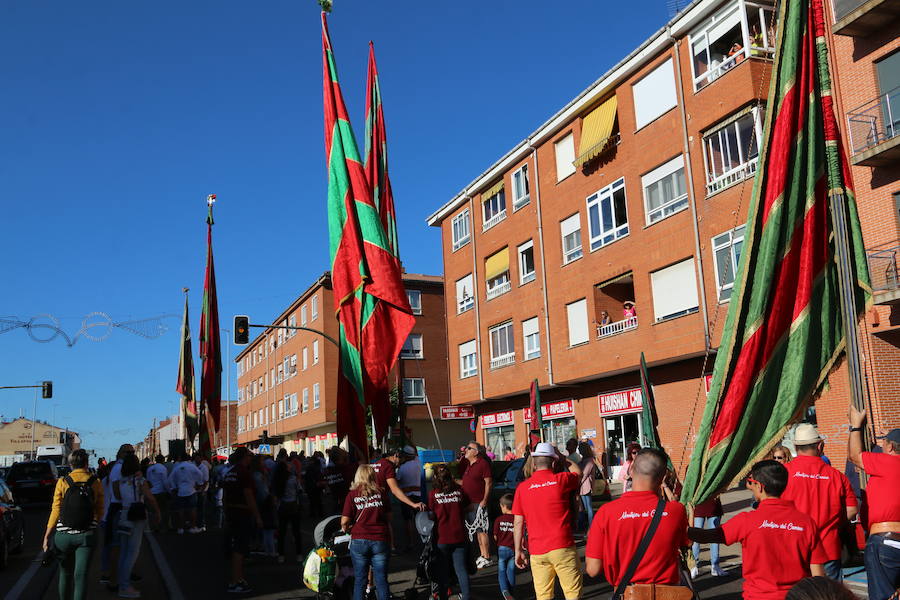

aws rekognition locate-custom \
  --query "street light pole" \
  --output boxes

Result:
[31,383,38,459]
[221,327,232,451]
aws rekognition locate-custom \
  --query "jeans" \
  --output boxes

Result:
[350,539,390,600]
[823,558,843,581]
[100,506,121,575]
[865,534,900,600]
[117,518,146,590]
[497,545,516,594]
[691,516,721,566]
[436,543,470,600]
[55,530,97,600]
[578,495,594,532]
[277,501,302,557]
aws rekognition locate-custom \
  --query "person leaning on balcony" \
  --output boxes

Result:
[623,301,637,319]
[599,311,611,326]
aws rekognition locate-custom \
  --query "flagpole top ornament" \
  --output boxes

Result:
[207,194,216,206]
[183,287,189,294]
[318,0,332,13]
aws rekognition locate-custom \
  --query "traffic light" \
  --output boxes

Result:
[234,315,250,345]
[42,380,53,399]
[262,430,269,443]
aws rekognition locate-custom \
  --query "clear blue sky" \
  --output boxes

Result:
[0,0,672,460]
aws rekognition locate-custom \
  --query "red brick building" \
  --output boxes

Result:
[234,272,468,455]
[427,0,895,475]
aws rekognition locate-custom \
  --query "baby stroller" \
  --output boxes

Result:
[304,515,354,599]
[412,512,441,600]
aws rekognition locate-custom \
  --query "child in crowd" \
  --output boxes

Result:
[493,494,517,600]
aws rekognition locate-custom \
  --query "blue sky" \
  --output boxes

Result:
[0,1,673,459]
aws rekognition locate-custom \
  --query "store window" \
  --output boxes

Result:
[599,388,645,476]
[485,426,515,459]
[542,419,577,447]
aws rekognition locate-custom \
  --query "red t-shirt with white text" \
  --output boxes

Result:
[342,489,390,541]
[428,487,470,545]
[585,491,689,586]
[372,458,396,493]
[512,469,579,555]
[861,452,900,525]
[493,514,515,548]
[460,458,492,505]
[721,498,818,600]
[781,455,857,562]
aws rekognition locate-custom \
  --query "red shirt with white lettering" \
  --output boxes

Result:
[861,452,900,525]
[428,487,470,545]
[721,498,818,600]
[512,469,579,555]
[781,455,857,562]
[493,514,515,548]
[460,457,492,505]
[342,489,390,541]
[372,458,396,492]
[585,490,689,586]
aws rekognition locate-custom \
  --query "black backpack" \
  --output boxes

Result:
[59,475,97,530]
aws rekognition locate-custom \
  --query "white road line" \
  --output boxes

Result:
[145,531,185,600]
[3,551,49,600]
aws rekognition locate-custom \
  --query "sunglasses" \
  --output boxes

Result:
[773,455,786,460]
[466,446,478,451]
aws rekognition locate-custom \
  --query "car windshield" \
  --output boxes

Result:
[10,463,52,479]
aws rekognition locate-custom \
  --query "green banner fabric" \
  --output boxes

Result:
[176,295,198,447]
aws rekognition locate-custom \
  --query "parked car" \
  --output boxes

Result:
[0,479,25,569]
[6,461,58,505]
[55,465,71,479]
[487,458,525,519]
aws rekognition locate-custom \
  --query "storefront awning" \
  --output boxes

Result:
[481,179,504,200]
[574,96,618,167]
[485,248,509,280]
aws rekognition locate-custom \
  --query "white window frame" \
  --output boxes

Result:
[632,58,678,129]
[401,333,424,359]
[402,378,426,404]
[586,178,629,251]
[650,258,701,322]
[456,274,475,314]
[642,155,688,225]
[485,249,511,300]
[407,290,422,315]
[703,106,764,195]
[452,209,471,251]
[489,321,515,369]
[288,314,296,337]
[459,340,478,379]
[302,347,308,370]
[712,225,746,302]
[313,340,319,364]
[566,298,590,347]
[311,295,319,320]
[482,188,507,231]
[518,240,536,285]
[561,214,583,264]
[290,354,297,376]
[302,388,309,413]
[522,317,541,360]
[512,164,530,210]
[313,383,320,410]
[278,398,284,420]
[301,305,308,326]
[555,132,576,182]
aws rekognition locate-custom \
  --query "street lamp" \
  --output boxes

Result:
[221,327,232,452]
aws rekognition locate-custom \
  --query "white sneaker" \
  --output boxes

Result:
[475,556,488,569]
[690,566,699,579]
[711,565,727,576]
[188,527,202,534]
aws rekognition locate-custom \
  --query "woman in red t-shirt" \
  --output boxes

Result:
[341,465,391,600]
[429,464,471,600]
[456,441,493,567]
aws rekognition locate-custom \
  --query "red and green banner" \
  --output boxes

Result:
[176,294,198,446]
[682,0,871,507]
[528,379,542,448]
[322,13,413,454]
[638,353,662,452]
[365,42,399,259]
[199,198,222,445]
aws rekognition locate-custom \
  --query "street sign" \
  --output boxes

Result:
[257,444,271,454]
[440,406,474,420]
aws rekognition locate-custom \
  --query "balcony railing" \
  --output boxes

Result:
[694,47,774,91]
[482,210,508,232]
[490,354,516,369]
[706,157,759,195]
[486,280,511,300]
[597,316,638,339]
[847,86,900,164]
[867,246,900,291]
[833,0,900,36]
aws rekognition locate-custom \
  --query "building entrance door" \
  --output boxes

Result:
[542,418,577,447]
[603,413,643,473]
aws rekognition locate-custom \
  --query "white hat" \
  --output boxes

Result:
[531,442,556,457]
[793,423,821,446]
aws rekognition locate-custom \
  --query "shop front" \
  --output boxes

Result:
[480,410,516,458]
[525,399,577,447]
[598,388,644,478]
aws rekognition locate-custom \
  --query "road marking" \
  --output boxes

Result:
[3,551,49,600]
[145,531,185,600]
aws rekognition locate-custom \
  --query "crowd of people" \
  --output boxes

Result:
[39,407,899,600]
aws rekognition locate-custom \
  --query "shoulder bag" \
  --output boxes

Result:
[612,495,695,600]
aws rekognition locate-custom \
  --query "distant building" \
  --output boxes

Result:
[0,417,81,459]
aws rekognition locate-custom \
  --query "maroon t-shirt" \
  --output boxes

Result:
[493,514,515,548]
[460,458,491,505]
[373,458,396,492]
[324,464,352,506]
[428,487,470,545]
[342,489,390,541]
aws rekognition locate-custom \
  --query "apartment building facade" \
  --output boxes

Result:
[427,0,894,474]
[234,272,467,455]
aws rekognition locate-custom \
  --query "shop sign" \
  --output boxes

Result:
[480,410,514,428]
[581,428,597,439]
[441,406,475,420]
[524,399,575,423]
[598,388,643,416]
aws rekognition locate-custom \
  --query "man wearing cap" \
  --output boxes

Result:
[513,442,582,600]
[396,445,423,551]
[372,447,426,512]
[781,423,858,580]
[848,407,900,600]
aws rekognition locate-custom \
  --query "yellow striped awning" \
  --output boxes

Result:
[574,96,618,167]
[485,247,510,280]
[481,179,504,200]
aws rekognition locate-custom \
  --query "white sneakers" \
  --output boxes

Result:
[690,566,699,579]
[188,527,202,534]
[475,556,496,569]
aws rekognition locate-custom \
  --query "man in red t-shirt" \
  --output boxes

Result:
[848,407,900,600]
[372,448,427,511]
[456,441,494,567]
[781,423,858,580]
[512,442,582,600]
[586,448,689,589]
[689,460,824,600]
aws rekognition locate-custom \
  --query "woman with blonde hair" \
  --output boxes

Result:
[771,445,793,463]
[341,464,391,600]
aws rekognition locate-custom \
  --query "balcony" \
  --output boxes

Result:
[847,87,900,167]
[490,353,516,369]
[833,0,900,36]
[486,280,511,300]
[706,157,759,195]
[482,210,507,232]
[867,244,900,305]
[597,316,638,339]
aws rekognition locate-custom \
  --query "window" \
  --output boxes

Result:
[311,295,318,320]
[237,362,242,377]
[485,247,511,299]
[301,305,308,326]
[712,225,746,301]
[402,378,426,404]
[289,393,298,415]
[459,340,478,379]
[278,399,284,420]
[302,388,309,412]
[512,164,530,210]
[703,107,763,194]
[482,186,507,231]
[283,357,290,379]
[561,214,583,264]
[276,365,283,385]
[632,58,678,129]
[456,274,475,314]
[651,258,700,321]
[313,383,320,410]
[407,290,422,315]
[566,299,590,346]
[642,155,688,224]
[489,322,515,369]
[290,354,297,376]
[555,133,576,181]
[277,328,284,346]
[587,178,629,251]
[259,376,264,392]
[270,368,274,388]
[452,209,471,250]
[401,333,423,359]
[518,240,536,284]
[522,317,541,360]
[313,340,319,364]
[288,315,296,337]
[302,347,308,370]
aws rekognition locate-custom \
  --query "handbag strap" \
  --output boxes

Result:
[613,495,667,600]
